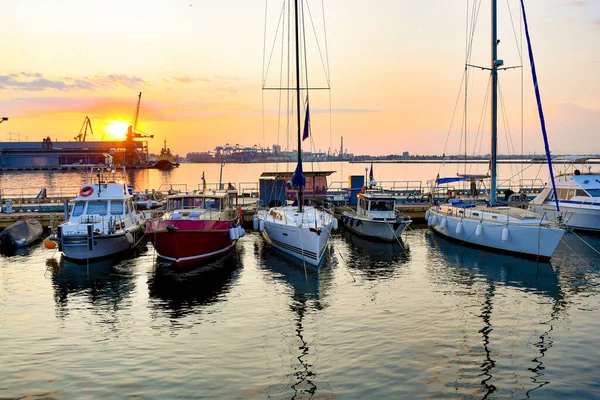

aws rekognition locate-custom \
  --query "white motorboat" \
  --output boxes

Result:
[427,0,565,261]
[52,164,146,261]
[342,191,411,242]
[530,157,600,231]
[255,0,337,266]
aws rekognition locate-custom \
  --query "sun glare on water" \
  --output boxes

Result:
[104,120,130,141]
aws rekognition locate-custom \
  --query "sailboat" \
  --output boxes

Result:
[427,0,565,261]
[255,0,337,267]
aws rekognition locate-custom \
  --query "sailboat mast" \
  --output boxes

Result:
[490,0,499,206]
[294,0,303,212]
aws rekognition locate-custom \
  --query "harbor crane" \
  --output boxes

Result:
[74,116,93,142]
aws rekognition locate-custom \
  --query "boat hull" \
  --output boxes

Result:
[146,219,236,268]
[261,222,331,267]
[341,212,409,241]
[153,159,179,170]
[59,224,146,261]
[428,207,564,261]
[532,203,600,232]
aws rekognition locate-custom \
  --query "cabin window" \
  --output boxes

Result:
[370,201,393,212]
[71,202,85,217]
[183,197,203,208]
[585,189,600,197]
[168,199,183,211]
[359,198,366,211]
[110,201,124,215]
[205,198,221,211]
[87,201,108,215]
[575,189,589,197]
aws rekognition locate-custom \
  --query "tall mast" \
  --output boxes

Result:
[490,0,499,206]
[294,0,303,212]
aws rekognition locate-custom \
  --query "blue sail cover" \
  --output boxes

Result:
[436,176,471,185]
[291,160,306,188]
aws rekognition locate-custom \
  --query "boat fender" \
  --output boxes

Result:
[475,223,483,237]
[440,217,447,230]
[239,226,246,238]
[259,220,265,233]
[356,220,361,227]
[43,237,56,249]
[236,225,245,238]
[229,227,239,241]
[253,216,259,231]
[360,185,367,194]
[502,226,509,242]
[80,186,94,197]
[350,218,354,227]
[332,218,338,230]
[425,209,430,220]
[456,221,463,235]
[125,231,134,245]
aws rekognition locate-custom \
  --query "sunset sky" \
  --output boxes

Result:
[0,0,598,156]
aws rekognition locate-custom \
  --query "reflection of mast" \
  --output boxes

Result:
[290,297,317,399]
[479,281,497,399]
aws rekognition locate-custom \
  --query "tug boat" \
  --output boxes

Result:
[146,187,244,268]
[52,165,147,261]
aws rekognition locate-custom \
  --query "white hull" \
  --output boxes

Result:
[59,224,146,261]
[428,205,564,260]
[342,213,409,241]
[531,203,600,232]
[257,206,333,267]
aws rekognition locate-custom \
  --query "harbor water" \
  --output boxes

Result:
[1,162,599,399]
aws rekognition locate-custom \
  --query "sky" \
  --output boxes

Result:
[0,0,598,157]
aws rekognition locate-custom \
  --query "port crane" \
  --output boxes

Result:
[74,116,93,142]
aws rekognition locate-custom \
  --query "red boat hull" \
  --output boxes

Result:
[146,219,236,268]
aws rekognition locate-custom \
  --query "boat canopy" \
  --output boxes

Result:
[436,175,488,185]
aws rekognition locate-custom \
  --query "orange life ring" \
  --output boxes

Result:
[80,185,94,197]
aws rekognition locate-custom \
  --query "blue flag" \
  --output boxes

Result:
[369,162,374,182]
[291,160,306,188]
[302,103,310,141]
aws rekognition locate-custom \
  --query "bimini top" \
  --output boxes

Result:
[436,174,489,185]
[260,171,335,179]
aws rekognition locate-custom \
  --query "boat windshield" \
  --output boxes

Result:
[87,201,108,215]
[110,201,124,215]
[585,189,600,198]
[183,197,204,208]
[71,202,85,217]
[205,198,221,211]
[370,200,394,212]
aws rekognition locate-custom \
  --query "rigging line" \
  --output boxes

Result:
[571,230,600,256]
[263,1,287,88]
[498,81,518,181]
[505,0,523,61]
[438,71,466,179]
[305,0,330,86]
[321,0,331,86]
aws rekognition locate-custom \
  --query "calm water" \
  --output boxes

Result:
[1,163,600,399]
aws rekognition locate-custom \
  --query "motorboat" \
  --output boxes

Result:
[529,157,600,231]
[342,191,411,241]
[146,187,244,268]
[51,163,147,261]
[0,219,43,248]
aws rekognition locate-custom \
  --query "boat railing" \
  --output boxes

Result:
[157,183,189,195]
[238,182,259,198]
[0,186,80,204]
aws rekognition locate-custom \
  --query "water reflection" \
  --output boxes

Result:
[425,232,565,399]
[340,230,410,279]
[50,253,139,319]
[256,241,333,399]
[147,248,243,320]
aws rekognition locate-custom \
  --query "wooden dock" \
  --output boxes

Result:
[0,211,64,229]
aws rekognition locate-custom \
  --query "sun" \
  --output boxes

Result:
[104,120,130,141]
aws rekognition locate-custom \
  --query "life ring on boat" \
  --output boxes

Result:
[153,191,163,201]
[360,185,367,194]
[80,186,94,197]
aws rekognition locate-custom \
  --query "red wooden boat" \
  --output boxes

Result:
[146,188,244,267]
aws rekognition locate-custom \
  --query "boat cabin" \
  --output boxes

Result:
[70,182,137,224]
[259,170,334,206]
[164,190,238,220]
[357,192,397,220]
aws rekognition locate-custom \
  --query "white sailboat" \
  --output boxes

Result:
[255,0,337,267]
[427,0,565,261]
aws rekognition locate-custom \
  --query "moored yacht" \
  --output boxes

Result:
[146,188,244,268]
[52,164,147,261]
[529,157,600,231]
[342,191,411,241]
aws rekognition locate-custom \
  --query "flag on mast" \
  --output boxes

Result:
[302,102,310,141]
[202,171,206,190]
